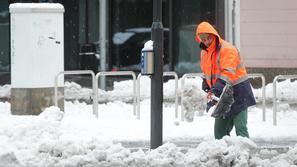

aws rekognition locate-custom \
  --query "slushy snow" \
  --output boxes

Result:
[1,77,297,166]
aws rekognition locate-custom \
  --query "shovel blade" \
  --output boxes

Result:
[211,84,234,118]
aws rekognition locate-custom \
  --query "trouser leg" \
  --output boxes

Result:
[214,118,233,139]
[233,109,249,138]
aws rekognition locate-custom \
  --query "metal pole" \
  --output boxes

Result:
[163,72,178,119]
[151,0,163,149]
[273,76,278,126]
[99,0,106,90]
[261,75,266,122]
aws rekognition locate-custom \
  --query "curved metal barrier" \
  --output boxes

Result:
[248,73,266,121]
[180,73,203,121]
[164,72,179,119]
[95,71,137,118]
[273,75,297,126]
[54,70,97,116]
[136,72,178,120]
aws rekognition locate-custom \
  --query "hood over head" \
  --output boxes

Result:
[195,21,221,42]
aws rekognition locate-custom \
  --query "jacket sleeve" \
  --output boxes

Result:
[210,78,226,97]
[218,48,238,84]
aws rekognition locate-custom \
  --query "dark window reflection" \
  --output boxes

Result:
[110,0,169,72]
[172,0,215,75]
[0,1,9,72]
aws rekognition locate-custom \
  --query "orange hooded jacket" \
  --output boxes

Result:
[196,21,248,87]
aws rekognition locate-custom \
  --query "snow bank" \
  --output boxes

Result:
[1,132,297,167]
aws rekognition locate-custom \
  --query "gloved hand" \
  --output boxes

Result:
[206,100,217,112]
[202,78,210,93]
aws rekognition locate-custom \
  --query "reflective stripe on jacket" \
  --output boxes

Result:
[200,42,249,87]
[196,22,248,87]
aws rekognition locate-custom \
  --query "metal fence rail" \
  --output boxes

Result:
[180,73,266,122]
[136,72,179,120]
[95,71,137,118]
[273,75,297,126]
[54,70,97,116]
[164,72,179,119]
[248,73,266,121]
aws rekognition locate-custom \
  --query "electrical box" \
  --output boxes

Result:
[9,3,65,115]
[10,3,64,88]
[141,40,154,75]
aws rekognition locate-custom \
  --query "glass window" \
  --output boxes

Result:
[172,0,216,75]
[110,0,169,72]
[0,1,10,72]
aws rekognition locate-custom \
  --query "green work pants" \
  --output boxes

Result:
[214,109,249,139]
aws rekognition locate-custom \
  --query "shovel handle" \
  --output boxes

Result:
[211,95,220,102]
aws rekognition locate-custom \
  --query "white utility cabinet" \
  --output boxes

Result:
[10,3,64,88]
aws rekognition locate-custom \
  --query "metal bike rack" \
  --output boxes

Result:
[164,72,179,119]
[180,73,204,121]
[54,70,97,116]
[136,73,142,120]
[180,73,265,122]
[95,71,137,118]
[136,72,179,120]
[248,73,266,122]
[273,75,297,126]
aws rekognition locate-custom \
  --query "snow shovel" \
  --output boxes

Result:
[209,84,234,118]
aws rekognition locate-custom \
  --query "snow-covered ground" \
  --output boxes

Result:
[1,77,297,166]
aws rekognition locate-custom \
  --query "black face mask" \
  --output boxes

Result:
[199,42,208,50]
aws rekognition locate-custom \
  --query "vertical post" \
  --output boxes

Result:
[261,75,266,122]
[273,76,278,126]
[85,0,89,43]
[151,0,163,149]
[99,0,107,89]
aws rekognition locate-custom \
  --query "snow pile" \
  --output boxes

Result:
[185,136,257,166]
[182,84,206,122]
[251,79,297,102]
[0,151,20,167]
[2,132,297,167]
[0,84,10,98]
[108,78,149,103]
[64,82,94,102]
[1,96,297,166]
[0,101,10,115]
[39,106,64,122]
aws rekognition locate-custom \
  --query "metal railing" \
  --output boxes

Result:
[248,73,266,121]
[164,72,179,119]
[95,71,137,118]
[136,72,179,120]
[180,73,204,121]
[53,70,267,122]
[54,70,97,116]
[273,75,297,126]
[180,73,266,122]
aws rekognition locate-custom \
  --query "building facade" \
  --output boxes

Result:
[240,0,297,82]
[0,0,224,85]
